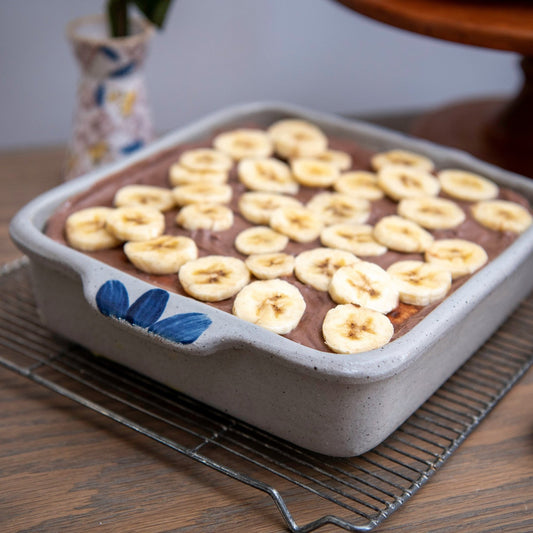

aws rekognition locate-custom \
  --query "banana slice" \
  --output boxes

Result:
[233,279,306,334]
[124,235,198,275]
[294,247,359,291]
[373,215,434,253]
[176,203,234,231]
[169,163,228,186]
[371,149,435,172]
[322,304,394,354]
[245,253,295,279]
[438,169,499,201]
[314,149,352,171]
[334,170,384,201]
[213,128,273,160]
[113,184,175,212]
[320,223,388,256]
[106,206,165,242]
[328,261,399,314]
[267,118,328,159]
[269,205,323,243]
[378,164,440,201]
[291,158,340,188]
[238,157,298,194]
[471,200,533,233]
[307,192,370,226]
[425,239,488,279]
[65,207,122,251]
[238,191,303,225]
[172,183,232,206]
[178,255,250,302]
[387,260,452,306]
[179,148,233,173]
[397,196,465,230]
[234,226,289,255]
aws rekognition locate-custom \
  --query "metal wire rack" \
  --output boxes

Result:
[1,258,532,532]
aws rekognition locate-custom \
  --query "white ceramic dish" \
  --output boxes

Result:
[10,102,533,456]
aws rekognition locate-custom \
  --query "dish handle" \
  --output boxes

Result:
[84,274,214,348]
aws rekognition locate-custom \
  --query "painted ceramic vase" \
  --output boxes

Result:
[65,15,154,180]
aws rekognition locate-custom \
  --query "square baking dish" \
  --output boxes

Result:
[10,102,533,457]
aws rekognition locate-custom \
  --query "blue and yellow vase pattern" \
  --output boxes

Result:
[65,16,154,179]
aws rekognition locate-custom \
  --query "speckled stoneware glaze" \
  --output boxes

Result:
[10,102,533,456]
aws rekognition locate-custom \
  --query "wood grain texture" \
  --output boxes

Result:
[1,134,532,532]
[334,0,533,54]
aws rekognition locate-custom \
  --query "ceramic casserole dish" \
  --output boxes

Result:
[10,102,533,456]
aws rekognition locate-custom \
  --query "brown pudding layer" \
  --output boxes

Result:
[45,130,530,352]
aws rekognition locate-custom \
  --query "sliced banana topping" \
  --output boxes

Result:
[245,253,295,280]
[398,196,465,230]
[179,148,233,173]
[307,192,370,226]
[371,149,435,172]
[471,200,533,233]
[314,149,352,171]
[321,223,388,257]
[268,118,328,159]
[233,279,306,334]
[66,207,122,251]
[234,226,289,255]
[176,203,234,231]
[387,260,452,306]
[237,157,298,194]
[178,255,250,302]
[334,170,384,201]
[425,239,488,279]
[124,235,198,275]
[373,215,434,253]
[378,164,440,201]
[169,164,228,186]
[113,184,175,212]
[106,206,165,242]
[238,191,303,225]
[438,169,498,201]
[328,261,399,314]
[172,183,232,206]
[269,205,323,243]
[322,304,394,354]
[294,247,359,292]
[213,128,273,160]
[291,158,340,188]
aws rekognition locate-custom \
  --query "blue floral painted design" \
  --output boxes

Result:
[96,280,211,345]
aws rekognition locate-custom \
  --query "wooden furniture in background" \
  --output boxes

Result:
[335,0,533,177]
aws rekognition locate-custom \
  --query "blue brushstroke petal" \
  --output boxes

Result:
[121,139,144,154]
[149,313,212,344]
[95,84,105,106]
[125,288,169,328]
[110,62,135,78]
[99,45,120,61]
[96,280,129,318]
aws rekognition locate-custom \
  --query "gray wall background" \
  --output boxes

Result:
[0,0,520,149]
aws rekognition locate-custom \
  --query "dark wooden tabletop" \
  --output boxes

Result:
[1,132,532,532]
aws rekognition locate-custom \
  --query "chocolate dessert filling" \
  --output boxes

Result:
[45,129,530,353]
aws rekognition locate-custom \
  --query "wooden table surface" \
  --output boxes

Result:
[1,133,533,532]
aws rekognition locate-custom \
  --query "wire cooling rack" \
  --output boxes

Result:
[1,258,532,532]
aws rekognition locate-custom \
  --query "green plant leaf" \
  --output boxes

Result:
[133,0,174,29]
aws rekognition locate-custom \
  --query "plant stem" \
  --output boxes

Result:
[107,0,129,37]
